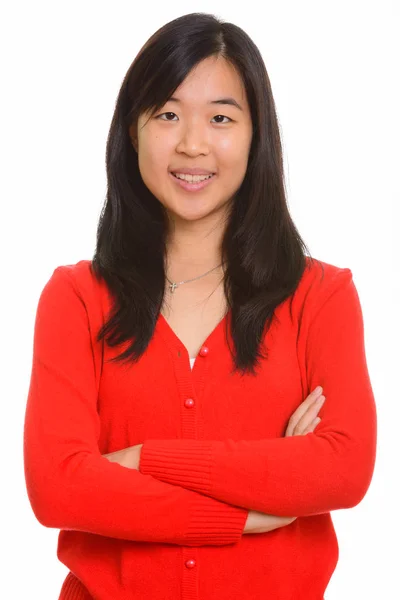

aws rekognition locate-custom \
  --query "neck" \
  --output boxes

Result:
[164,214,226,274]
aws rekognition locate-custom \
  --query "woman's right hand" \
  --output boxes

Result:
[243,386,325,534]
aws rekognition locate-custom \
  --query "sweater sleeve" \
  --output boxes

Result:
[23,266,248,546]
[139,268,377,517]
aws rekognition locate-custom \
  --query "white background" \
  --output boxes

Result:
[2,1,399,598]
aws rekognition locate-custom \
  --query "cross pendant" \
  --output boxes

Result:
[169,282,177,293]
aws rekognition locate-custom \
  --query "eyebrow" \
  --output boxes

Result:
[168,96,243,112]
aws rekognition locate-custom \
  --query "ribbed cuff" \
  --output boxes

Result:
[139,439,216,495]
[59,572,93,600]
[139,439,247,544]
[184,492,248,545]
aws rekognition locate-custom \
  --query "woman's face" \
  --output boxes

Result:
[130,56,253,226]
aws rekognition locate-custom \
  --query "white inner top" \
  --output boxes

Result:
[189,357,195,369]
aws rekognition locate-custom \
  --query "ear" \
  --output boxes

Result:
[128,124,138,153]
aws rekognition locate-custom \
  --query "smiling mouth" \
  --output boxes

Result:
[168,171,216,191]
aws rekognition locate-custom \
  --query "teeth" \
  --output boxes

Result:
[173,173,213,182]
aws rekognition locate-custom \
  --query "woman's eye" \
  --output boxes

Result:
[157,112,178,121]
[156,112,232,123]
[212,115,232,124]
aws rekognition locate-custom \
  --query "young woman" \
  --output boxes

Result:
[23,12,377,600]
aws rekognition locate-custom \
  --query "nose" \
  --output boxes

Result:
[175,121,210,156]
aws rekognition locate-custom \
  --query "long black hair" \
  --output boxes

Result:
[91,11,320,377]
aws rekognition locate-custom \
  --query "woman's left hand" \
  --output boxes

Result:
[102,444,143,470]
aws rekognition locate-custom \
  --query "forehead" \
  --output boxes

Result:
[167,57,248,110]
[175,57,246,99]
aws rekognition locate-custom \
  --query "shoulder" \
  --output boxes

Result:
[295,255,354,317]
[55,259,94,284]
[51,259,104,289]
[40,259,109,307]
[302,255,353,289]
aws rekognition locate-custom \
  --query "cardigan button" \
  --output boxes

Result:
[184,398,195,408]
[199,345,209,357]
[185,559,196,569]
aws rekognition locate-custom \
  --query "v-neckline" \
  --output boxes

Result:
[157,309,231,360]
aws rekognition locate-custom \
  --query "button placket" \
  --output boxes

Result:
[182,547,199,597]
[181,345,212,598]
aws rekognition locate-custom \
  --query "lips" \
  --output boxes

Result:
[169,170,216,191]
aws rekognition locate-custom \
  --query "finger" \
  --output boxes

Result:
[286,395,325,437]
[285,387,324,436]
[288,387,323,429]
[292,396,325,436]
[302,417,321,435]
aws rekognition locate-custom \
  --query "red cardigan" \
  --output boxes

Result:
[23,257,377,600]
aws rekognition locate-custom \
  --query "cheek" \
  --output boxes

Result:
[217,137,235,152]
[216,131,251,157]
[216,140,250,173]
[138,138,168,176]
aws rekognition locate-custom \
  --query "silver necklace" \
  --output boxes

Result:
[166,262,224,293]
